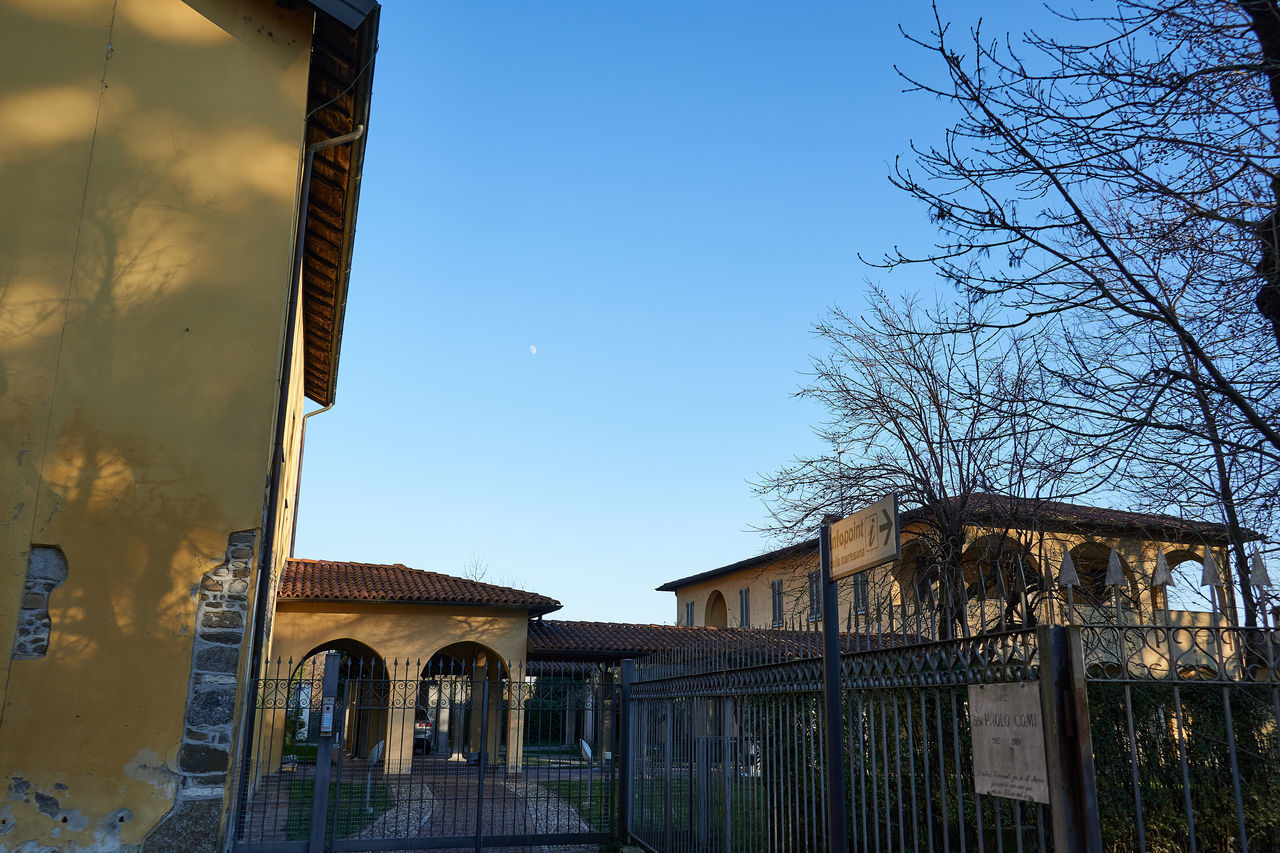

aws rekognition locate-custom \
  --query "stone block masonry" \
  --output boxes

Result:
[142,530,255,853]
[12,546,68,660]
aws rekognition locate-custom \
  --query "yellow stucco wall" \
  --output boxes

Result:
[674,525,1233,630]
[270,602,532,672]
[0,0,314,847]
[268,602,534,775]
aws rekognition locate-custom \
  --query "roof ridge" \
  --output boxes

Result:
[278,558,561,615]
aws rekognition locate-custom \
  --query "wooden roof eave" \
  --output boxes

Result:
[299,5,379,406]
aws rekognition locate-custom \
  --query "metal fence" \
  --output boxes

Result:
[231,654,619,852]
[1080,623,1280,853]
[625,619,1280,853]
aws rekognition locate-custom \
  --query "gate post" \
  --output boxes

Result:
[618,659,635,843]
[309,651,340,853]
[819,520,850,850]
[1039,625,1102,853]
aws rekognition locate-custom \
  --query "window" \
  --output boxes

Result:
[685,601,695,627]
[739,587,750,628]
[771,580,783,627]
[852,574,869,615]
[808,571,822,621]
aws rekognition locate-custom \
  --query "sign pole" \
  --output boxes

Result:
[820,493,899,850]
[820,518,850,850]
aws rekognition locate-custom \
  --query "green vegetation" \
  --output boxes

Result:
[1088,681,1280,853]
[539,779,617,832]
[283,776,395,842]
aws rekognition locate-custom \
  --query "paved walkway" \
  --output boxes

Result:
[239,757,608,851]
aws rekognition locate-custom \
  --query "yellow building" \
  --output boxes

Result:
[660,495,1243,633]
[268,558,561,774]
[0,1,378,849]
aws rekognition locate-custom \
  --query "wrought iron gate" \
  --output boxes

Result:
[625,626,1086,853]
[230,654,619,851]
[624,620,1279,852]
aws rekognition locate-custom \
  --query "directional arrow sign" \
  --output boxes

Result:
[828,495,901,580]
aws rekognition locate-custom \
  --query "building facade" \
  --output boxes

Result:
[0,1,377,849]
[660,495,1244,633]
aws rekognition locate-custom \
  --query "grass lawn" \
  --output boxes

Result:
[283,776,395,841]
[538,779,618,832]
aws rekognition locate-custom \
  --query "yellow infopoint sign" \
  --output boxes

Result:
[828,494,901,580]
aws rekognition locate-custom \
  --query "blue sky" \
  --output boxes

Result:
[294,1,1030,623]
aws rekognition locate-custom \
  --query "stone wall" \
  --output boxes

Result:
[142,530,255,853]
[11,547,68,660]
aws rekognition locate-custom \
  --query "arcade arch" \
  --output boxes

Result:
[1067,542,1136,607]
[1163,549,1216,614]
[289,639,388,760]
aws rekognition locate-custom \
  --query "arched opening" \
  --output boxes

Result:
[420,642,509,762]
[289,639,388,760]
[960,535,1042,628]
[1067,543,1135,607]
[705,590,728,628]
[1163,549,1214,614]
[892,540,936,608]
[960,535,1038,599]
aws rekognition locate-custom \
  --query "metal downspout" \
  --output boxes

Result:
[289,402,334,556]
[228,124,364,849]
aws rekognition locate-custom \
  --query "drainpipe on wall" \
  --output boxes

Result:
[228,125,364,848]
[289,402,334,556]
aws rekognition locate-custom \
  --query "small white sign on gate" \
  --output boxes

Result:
[967,682,1050,804]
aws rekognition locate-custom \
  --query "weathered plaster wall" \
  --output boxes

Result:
[0,0,314,848]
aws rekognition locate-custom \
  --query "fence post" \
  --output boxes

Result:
[474,664,490,853]
[1039,625,1102,853]
[618,659,635,844]
[308,651,340,853]
[819,520,850,850]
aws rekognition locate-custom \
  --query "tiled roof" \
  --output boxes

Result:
[526,620,885,663]
[658,493,1248,591]
[953,493,1256,540]
[279,559,561,616]
[527,620,729,656]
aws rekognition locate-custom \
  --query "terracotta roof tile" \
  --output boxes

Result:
[279,559,561,616]
[526,620,888,663]
[527,620,729,656]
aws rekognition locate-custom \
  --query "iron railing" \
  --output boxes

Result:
[231,654,619,852]
[626,618,1280,853]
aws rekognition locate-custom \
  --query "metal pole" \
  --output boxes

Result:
[308,652,340,853]
[619,659,635,844]
[474,664,490,853]
[820,520,850,850]
[1040,625,1102,853]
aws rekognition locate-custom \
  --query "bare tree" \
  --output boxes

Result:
[874,0,1280,622]
[1049,310,1278,623]
[460,553,491,582]
[880,0,1280,457]
[754,293,1077,635]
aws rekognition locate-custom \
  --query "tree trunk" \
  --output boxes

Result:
[1237,0,1280,351]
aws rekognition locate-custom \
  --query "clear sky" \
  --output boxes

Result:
[293,1,1034,623]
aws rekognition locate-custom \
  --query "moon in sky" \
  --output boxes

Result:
[529,345,537,355]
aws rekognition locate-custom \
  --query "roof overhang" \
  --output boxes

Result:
[277,596,563,618]
[299,2,380,405]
